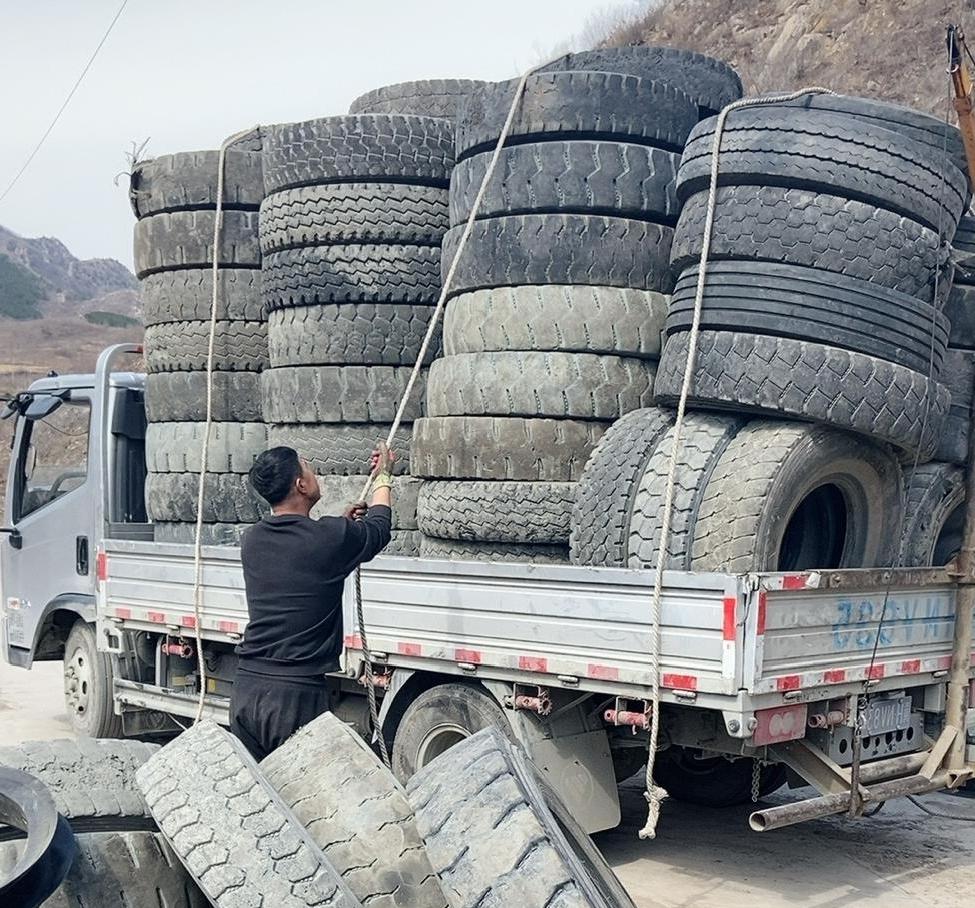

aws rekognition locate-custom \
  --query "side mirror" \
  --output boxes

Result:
[24,394,64,421]
[0,528,22,550]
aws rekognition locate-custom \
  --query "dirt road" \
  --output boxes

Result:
[3,657,974,906]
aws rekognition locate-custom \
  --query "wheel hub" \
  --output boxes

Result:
[63,648,91,717]
[416,722,470,768]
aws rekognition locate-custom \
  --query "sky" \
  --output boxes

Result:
[0,0,613,270]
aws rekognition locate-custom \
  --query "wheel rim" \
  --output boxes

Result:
[416,722,469,768]
[63,644,92,720]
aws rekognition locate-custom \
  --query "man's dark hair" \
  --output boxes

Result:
[249,446,302,506]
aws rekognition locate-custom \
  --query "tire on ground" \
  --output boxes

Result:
[140,269,265,325]
[311,475,421,529]
[63,621,122,738]
[898,463,965,567]
[348,78,487,119]
[144,321,268,373]
[419,536,569,564]
[267,424,412,475]
[145,472,266,523]
[145,371,262,423]
[145,423,267,473]
[133,210,261,278]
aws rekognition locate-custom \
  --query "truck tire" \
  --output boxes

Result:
[443,285,667,358]
[456,71,696,159]
[411,416,606,481]
[261,712,447,908]
[348,78,487,119]
[386,529,422,556]
[145,472,266,523]
[153,522,247,545]
[391,683,512,783]
[145,422,267,473]
[267,424,412,475]
[677,108,967,232]
[417,480,575,544]
[136,720,364,908]
[689,421,903,572]
[655,331,949,458]
[140,268,265,325]
[936,349,974,465]
[260,184,449,252]
[133,210,261,278]
[144,320,268,373]
[407,727,636,908]
[570,407,674,567]
[449,141,680,226]
[129,149,264,219]
[671,185,942,302]
[898,463,965,567]
[652,748,786,808]
[426,352,656,420]
[262,244,442,309]
[945,284,975,349]
[63,621,122,739]
[419,537,569,563]
[261,365,427,424]
[539,45,743,116]
[952,214,975,281]
[146,371,261,423]
[441,214,674,298]
[311,475,420,529]
[261,115,454,194]
[268,303,442,368]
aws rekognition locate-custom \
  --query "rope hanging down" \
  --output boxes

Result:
[637,86,835,840]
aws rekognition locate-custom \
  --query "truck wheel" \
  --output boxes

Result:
[391,683,513,784]
[63,622,122,739]
[652,747,786,807]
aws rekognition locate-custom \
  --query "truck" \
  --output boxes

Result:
[2,342,973,834]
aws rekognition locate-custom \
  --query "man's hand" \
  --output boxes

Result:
[369,441,395,478]
[344,501,368,521]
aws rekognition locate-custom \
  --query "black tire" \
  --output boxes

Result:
[145,371,262,423]
[406,727,636,908]
[133,210,260,278]
[952,214,975,282]
[261,365,427,424]
[63,621,122,739]
[653,749,786,808]
[136,720,364,908]
[442,285,667,358]
[417,480,575,544]
[153,522,247,545]
[655,330,949,458]
[689,421,903,572]
[667,261,949,376]
[259,184,449,253]
[426,352,656,420]
[386,529,422,557]
[449,141,680,226]
[899,463,966,567]
[129,149,264,219]
[936,349,974,465]
[144,320,268,373]
[945,284,975,349]
[267,423,412,475]
[539,45,743,116]
[569,407,674,567]
[261,115,454,194]
[671,185,942,302]
[311,475,420,530]
[145,422,267,473]
[145,472,266,523]
[348,78,487,119]
[456,71,696,159]
[262,244,441,309]
[419,537,569,563]
[441,213,674,298]
[677,108,967,233]
[267,303,442,368]
[410,416,606,481]
[140,269,265,325]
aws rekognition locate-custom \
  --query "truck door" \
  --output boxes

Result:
[1,389,96,662]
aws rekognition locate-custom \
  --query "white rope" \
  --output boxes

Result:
[638,87,835,840]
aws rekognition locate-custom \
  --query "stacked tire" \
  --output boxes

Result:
[348,78,488,122]
[132,143,268,545]
[258,116,455,555]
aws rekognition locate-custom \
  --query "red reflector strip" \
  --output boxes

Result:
[757,591,767,635]
[96,552,108,582]
[115,607,131,620]
[148,611,166,624]
[181,615,196,629]
[867,664,886,680]
[343,633,362,649]
[398,642,421,657]
[588,664,619,681]
[662,673,697,691]
[901,659,921,674]
[218,620,240,634]
[722,596,736,641]
[781,573,809,590]
[823,669,846,684]
[519,655,548,673]
[777,675,801,691]
[455,649,482,664]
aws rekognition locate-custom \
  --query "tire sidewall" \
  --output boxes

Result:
[64,621,120,739]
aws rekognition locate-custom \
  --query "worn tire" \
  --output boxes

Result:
[310,475,420,529]
[407,727,635,908]
[145,371,262,422]
[349,78,487,119]
[441,214,674,297]
[417,480,574,544]
[569,407,675,567]
[261,115,454,194]
[449,141,680,226]
[936,349,974,465]
[136,720,364,908]
[133,210,260,278]
[386,529,422,556]
[153,522,247,545]
[145,422,266,473]
[899,463,966,567]
[268,303,442,367]
[267,424,412,475]
[62,621,122,739]
[259,184,449,253]
[689,421,903,572]
[656,331,949,458]
[145,472,266,523]
[456,71,696,158]
[144,320,268,373]
[443,285,667,358]
[952,214,975,281]
[261,712,447,908]
[140,269,265,325]
[419,537,568,564]
[427,352,655,420]
[411,416,606,481]
[945,284,975,349]
[261,366,426,424]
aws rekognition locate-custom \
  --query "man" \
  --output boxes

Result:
[229,442,394,760]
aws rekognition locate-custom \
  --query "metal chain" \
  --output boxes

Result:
[751,757,762,804]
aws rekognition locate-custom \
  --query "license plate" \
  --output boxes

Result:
[862,696,912,736]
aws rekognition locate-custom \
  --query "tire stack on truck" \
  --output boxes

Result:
[130,142,269,545]
[572,95,970,573]
[258,116,456,554]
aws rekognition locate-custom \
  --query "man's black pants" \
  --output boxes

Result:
[229,667,331,761]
